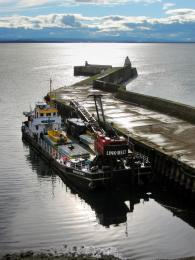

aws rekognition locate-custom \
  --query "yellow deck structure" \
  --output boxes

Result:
[48,129,67,143]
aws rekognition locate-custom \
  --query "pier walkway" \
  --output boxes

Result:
[51,64,195,195]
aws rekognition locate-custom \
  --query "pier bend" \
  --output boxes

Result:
[49,58,195,199]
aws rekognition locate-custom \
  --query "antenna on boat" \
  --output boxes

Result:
[125,221,128,237]
[49,78,52,96]
[29,103,32,112]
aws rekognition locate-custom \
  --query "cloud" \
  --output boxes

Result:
[0,0,16,3]
[0,14,84,29]
[0,0,161,9]
[166,8,195,16]
[71,0,161,4]
[0,0,17,10]
[165,9,195,24]
[0,0,162,14]
[0,9,195,42]
[1,8,195,28]
[163,2,175,10]
[19,0,51,8]
[1,9,195,30]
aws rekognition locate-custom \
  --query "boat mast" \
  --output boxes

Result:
[49,78,52,96]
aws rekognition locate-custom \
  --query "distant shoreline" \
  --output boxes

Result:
[0,40,194,44]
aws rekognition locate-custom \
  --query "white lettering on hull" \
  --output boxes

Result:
[106,150,127,156]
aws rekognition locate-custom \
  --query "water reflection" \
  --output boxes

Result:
[66,187,150,228]
[23,140,195,231]
[23,140,151,228]
[151,186,195,229]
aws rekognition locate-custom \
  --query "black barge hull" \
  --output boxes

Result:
[22,131,151,191]
[22,132,112,190]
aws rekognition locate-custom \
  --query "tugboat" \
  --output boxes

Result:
[22,95,151,191]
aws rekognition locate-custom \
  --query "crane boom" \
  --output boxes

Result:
[69,100,105,135]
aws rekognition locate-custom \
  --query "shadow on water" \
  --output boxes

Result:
[23,140,195,230]
[150,185,195,229]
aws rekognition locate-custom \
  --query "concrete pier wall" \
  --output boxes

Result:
[116,89,195,125]
[124,134,195,199]
[93,81,122,93]
[93,65,137,92]
[97,65,137,84]
[74,63,112,76]
[53,60,195,198]
[91,65,195,197]
[55,97,195,198]
[74,61,195,126]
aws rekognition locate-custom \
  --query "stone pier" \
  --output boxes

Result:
[50,58,195,199]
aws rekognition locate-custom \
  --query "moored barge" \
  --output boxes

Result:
[22,97,151,190]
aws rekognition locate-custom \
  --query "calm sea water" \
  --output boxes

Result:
[0,43,195,259]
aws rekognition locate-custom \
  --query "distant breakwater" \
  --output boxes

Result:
[82,64,195,125]
[75,61,195,126]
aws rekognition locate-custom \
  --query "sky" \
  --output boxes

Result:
[0,0,195,42]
